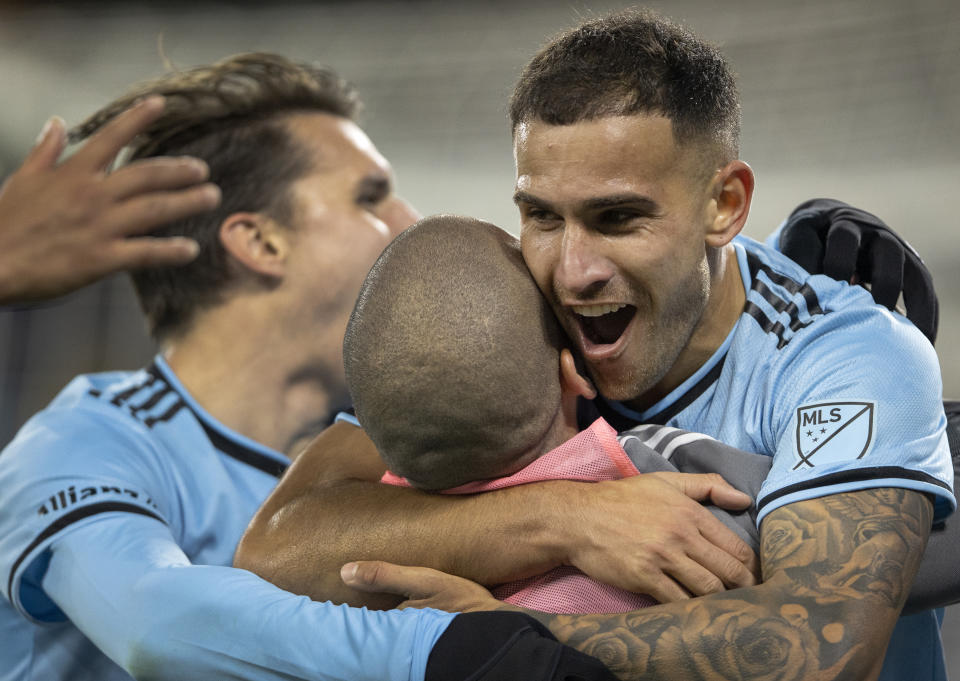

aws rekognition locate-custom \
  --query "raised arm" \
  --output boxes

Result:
[347,487,932,681]
[234,422,759,608]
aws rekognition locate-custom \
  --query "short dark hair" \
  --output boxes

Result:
[344,216,564,490]
[509,8,740,160]
[72,53,362,341]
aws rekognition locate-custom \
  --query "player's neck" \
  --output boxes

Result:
[628,244,745,411]
[505,408,581,477]
[544,385,587,452]
[162,301,343,458]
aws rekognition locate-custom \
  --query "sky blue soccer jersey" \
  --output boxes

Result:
[0,357,454,681]
[590,235,956,681]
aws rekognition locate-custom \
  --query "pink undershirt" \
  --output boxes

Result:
[381,418,657,613]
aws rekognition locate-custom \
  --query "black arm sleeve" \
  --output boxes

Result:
[426,611,617,681]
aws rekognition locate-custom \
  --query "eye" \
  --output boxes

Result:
[355,178,391,210]
[596,209,641,230]
[520,205,561,228]
[357,192,385,209]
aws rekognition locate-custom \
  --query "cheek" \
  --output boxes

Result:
[299,240,382,308]
[520,234,557,292]
[327,220,393,272]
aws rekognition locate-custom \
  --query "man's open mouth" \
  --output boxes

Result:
[573,303,636,346]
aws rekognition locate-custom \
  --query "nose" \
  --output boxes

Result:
[380,195,421,237]
[556,224,614,297]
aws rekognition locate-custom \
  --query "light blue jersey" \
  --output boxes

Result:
[0,357,454,681]
[591,236,956,681]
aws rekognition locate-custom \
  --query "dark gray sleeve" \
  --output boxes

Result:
[618,426,770,552]
[902,400,960,615]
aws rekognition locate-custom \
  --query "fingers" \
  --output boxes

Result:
[866,230,905,310]
[107,157,212,200]
[654,548,753,601]
[822,220,861,284]
[778,216,824,274]
[103,236,200,271]
[69,95,166,171]
[108,183,221,235]
[641,571,694,603]
[21,116,67,173]
[655,499,758,594]
[902,253,939,344]
[635,523,757,601]
[340,560,441,599]
[658,472,752,510]
[615,522,756,601]
[688,515,760,586]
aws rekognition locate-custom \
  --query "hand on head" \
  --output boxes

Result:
[0,96,220,305]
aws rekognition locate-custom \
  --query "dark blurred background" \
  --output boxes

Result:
[1,0,957,669]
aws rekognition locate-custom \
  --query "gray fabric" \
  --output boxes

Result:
[618,426,769,550]
[618,420,960,614]
[904,401,960,614]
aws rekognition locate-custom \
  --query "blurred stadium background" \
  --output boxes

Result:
[0,0,957,670]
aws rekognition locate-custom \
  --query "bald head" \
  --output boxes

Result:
[344,215,564,490]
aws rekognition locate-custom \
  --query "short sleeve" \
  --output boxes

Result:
[0,403,173,622]
[757,305,955,524]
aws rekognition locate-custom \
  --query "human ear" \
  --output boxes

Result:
[219,212,290,279]
[706,160,755,248]
[559,348,596,400]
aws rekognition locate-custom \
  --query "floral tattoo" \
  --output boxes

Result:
[524,489,932,680]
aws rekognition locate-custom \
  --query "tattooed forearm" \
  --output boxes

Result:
[528,489,932,681]
[762,487,932,607]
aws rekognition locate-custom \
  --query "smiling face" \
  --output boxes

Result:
[278,113,419,410]
[516,114,731,408]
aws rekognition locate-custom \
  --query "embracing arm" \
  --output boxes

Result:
[350,488,932,681]
[533,489,931,680]
[43,514,454,681]
[234,422,759,608]
[236,423,565,609]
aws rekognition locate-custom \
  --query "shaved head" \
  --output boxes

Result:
[344,215,564,490]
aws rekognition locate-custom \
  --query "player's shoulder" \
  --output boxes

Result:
[1,362,194,472]
[733,236,932,364]
[736,234,863,320]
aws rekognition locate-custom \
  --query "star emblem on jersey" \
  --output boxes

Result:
[793,401,876,470]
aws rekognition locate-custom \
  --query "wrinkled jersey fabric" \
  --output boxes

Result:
[0,357,454,681]
[586,236,956,681]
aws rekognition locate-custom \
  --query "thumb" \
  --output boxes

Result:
[22,116,67,172]
[341,560,432,598]
[673,472,752,510]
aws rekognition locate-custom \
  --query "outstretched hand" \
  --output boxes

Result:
[341,560,504,613]
[0,96,221,305]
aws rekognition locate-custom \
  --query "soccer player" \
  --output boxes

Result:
[0,53,616,681]
[345,214,957,620]
[344,214,771,613]
[0,97,218,305]
[239,12,956,681]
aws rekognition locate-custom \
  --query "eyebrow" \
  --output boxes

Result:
[513,190,660,216]
[512,190,553,209]
[581,194,660,216]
